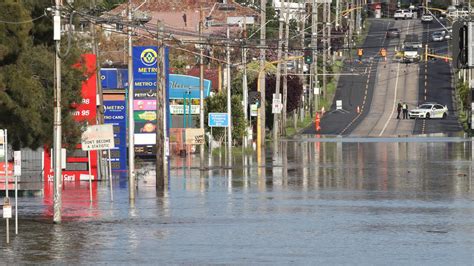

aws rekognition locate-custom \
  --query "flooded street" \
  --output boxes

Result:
[1,136,474,264]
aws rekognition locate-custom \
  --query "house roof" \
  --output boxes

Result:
[106,0,259,39]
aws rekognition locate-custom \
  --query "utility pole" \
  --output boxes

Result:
[312,0,319,114]
[282,1,290,135]
[199,7,205,168]
[242,18,248,149]
[300,4,306,121]
[91,0,104,182]
[273,1,284,144]
[322,2,327,99]
[226,26,232,159]
[127,0,136,201]
[156,20,165,189]
[257,0,266,152]
[53,0,62,224]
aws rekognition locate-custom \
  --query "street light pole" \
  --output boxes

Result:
[53,0,62,224]
[127,0,136,201]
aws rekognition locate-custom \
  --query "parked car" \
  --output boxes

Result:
[431,31,444,42]
[408,103,448,119]
[386,28,400,38]
[394,9,413,20]
[421,14,433,22]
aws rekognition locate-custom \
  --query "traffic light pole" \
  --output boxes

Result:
[273,6,284,146]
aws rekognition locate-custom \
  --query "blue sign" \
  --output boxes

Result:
[169,74,211,99]
[208,113,229,127]
[133,46,159,89]
[104,100,127,171]
[100,68,128,90]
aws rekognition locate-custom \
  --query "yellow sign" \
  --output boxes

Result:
[138,111,157,121]
[185,128,205,145]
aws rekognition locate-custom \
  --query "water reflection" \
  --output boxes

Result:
[1,136,473,264]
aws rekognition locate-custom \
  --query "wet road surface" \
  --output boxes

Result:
[1,136,473,264]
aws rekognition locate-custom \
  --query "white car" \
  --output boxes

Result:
[408,103,448,119]
[421,14,433,22]
[431,31,445,42]
[394,9,413,20]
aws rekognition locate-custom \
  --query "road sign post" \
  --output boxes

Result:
[81,124,115,202]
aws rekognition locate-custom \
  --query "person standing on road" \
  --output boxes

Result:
[397,101,402,119]
[402,102,408,119]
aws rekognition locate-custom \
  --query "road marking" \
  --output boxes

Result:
[379,62,401,136]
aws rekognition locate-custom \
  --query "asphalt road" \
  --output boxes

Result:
[301,19,392,135]
[413,18,463,135]
[302,17,463,136]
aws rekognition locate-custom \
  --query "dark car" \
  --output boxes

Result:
[386,28,400,38]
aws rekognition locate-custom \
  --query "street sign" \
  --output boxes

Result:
[185,128,205,145]
[13,151,20,176]
[81,124,115,151]
[3,198,11,219]
[208,113,229,127]
[250,104,258,117]
[314,87,320,95]
[170,105,200,115]
[272,99,283,114]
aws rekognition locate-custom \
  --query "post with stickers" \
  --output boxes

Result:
[1,129,11,244]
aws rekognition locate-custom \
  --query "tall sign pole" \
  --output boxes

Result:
[127,0,136,201]
[53,0,63,224]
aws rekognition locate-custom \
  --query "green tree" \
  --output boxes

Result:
[0,0,84,149]
[204,93,246,145]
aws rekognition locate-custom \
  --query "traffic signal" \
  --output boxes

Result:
[304,49,313,64]
[249,91,261,108]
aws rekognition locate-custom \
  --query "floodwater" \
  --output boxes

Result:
[1,136,474,264]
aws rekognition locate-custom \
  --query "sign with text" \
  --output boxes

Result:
[13,151,21,176]
[250,104,258,117]
[134,99,156,111]
[133,46,159,89]
[81,124,115,151]
[185,128,205,145]
[170,105,200,115]
[208,113,229,127]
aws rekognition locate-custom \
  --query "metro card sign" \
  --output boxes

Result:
[81,124,115,151]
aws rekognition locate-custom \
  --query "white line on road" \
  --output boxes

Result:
[379,62,401,136]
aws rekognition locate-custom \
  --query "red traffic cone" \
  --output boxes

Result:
[315,113,321,132]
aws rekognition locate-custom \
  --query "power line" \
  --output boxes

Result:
[0,13,47,24]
